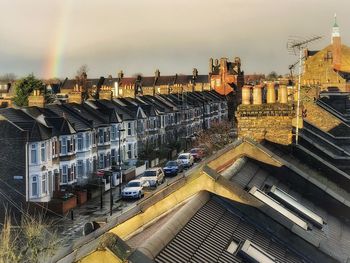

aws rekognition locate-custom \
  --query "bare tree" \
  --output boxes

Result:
[0,212,58,263]
[195,121,235,153]
[76,64,89,78]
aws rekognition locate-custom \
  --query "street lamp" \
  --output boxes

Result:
[118,128,125,196]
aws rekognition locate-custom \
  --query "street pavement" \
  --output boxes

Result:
[52,160,202,247]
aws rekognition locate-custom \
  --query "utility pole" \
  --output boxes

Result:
[287,36,322,145]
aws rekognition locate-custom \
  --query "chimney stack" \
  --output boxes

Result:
[118,70,124,79]
[155,69,160,78]
[242,85,251,105]
[209,58,213,74]
[252,85,262,105]
[278,84,288,104]
[266,82,276,104]
[192,68,198,78]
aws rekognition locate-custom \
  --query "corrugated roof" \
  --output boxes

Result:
[155,197,305,263]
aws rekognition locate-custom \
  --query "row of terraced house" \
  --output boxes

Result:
[0,87,227,215]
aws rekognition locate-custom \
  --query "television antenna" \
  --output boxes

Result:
[287,35,322,145]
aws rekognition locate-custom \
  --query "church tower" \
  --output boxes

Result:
[332,14,341,70]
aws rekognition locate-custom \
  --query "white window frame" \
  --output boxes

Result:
[31,175,38,197]
[42,173,47,195]
[61,165,68,184]
[61,137,67,155]
[77,133,84,151]
[41,143,46,162]
[30,143,37,164]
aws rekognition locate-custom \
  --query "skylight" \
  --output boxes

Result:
[226,240,239,254]
[249,186,309,230]
[268,185,324,228]
[239,240,276,263]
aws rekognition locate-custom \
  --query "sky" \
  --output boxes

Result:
[0,0,349,79]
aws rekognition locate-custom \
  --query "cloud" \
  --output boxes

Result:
[0,0,349,78]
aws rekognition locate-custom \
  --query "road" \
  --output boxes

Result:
[53,158,204,247]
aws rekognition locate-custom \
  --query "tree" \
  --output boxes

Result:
[266,71,278,80]
[195,120,235,153]
[76,64,89,78]
[13,74,44,107]
[0,212,58,263]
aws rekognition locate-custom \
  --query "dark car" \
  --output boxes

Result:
[163,160,184,176]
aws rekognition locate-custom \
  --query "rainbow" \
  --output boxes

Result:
[44,0,72,79]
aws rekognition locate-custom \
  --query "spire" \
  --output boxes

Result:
[333,13,338,27]
[331,13,340,43]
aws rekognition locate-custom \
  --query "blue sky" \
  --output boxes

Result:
[0,0,349,79]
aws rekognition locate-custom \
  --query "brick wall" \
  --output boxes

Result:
[0,119,27,222]
[236,104,295,145]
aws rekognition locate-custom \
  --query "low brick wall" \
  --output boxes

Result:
[48,196,77,215]
[236,103,295,145]
[75,191,88,205]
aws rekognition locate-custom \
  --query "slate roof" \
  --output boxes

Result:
[85,100,122,124]
[103,77,119,88]
[141,76,156,87]
[175,75,192,85]
[119,77,136,87]
[63,102,106,128]
[0,108,52,141]
[155,76,176,86]
[155,196,307,263]
[96,99,134,121]
[45,104,92,131]
[195,74,209,84]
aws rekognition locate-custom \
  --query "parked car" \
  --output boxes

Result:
[190,148,205,161]
[121,179,147,199]
[177,153,194,168]
[141,167,165,187]
[163,160,184,176]
[196,144,210,155]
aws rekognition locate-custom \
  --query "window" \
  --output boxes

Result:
[249,186,308,230]
[30,144,37,164]
[99,129,104,144]
[127,122,132,136]
[42,173,47,195]
[61,165,68,184]
[111,149,116,163]
[71,164,76,181]
[106,152,110,168]
[111,125,116,140]
[32,175,38,197]
[86,159,90,176]
[99,154,104,169]
[239,240,276,263]
[268,185,324,228]
[85,133,90,148]
[127,144,132,159]
[77,160,84,178]
[61,137,67,155]
[41,143,46,162]
[77,133,83,151]
[226,240,239,254]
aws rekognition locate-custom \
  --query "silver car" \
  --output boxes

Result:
[121,179,147,199]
